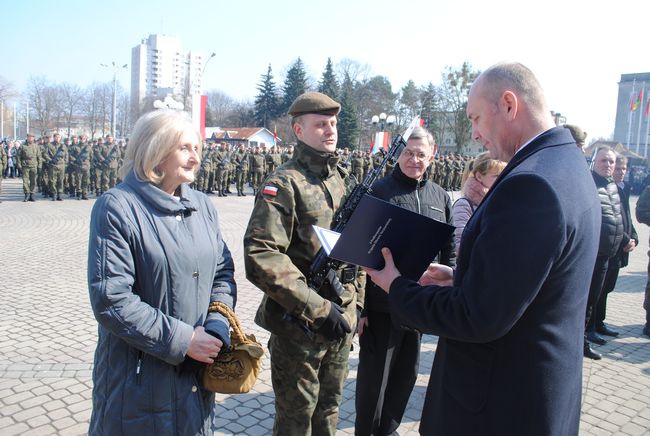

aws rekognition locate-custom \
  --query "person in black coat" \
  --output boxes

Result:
[355,126,455,436]
[364,62,600,436]
[593,155,637,337]
[583,146,625,358]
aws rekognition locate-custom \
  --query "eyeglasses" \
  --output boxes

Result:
[402,149,429,161]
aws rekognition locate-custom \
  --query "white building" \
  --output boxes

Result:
[130,34,204,116]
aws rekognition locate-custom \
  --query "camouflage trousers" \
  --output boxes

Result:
[268,332,352,436]
[48,165,65,194]
[251,169,264,192]
[73,169,91,196]
[235,170,247,194]
[22,167,38,194]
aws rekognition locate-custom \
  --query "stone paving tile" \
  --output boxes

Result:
[2,177,650,435]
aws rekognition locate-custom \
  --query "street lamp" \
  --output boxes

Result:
[371,112,396,132]
[100,61,128,137]
[370,112,396,153]
[202,52,216,93]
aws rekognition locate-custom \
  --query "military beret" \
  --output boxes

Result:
[288,92,340,117]
[564,124,587,145]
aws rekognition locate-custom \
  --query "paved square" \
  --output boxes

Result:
[1,177,649,435]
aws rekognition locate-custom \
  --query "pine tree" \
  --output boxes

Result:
[281,58,308,114]
[254,64,279,128]
[318,58,339,100]
[337,73,359,149]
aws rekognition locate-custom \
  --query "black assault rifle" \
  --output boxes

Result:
[307,116,421,303]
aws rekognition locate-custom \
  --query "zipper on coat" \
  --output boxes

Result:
[135,351,143,385]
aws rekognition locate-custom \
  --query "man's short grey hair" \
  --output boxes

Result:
[408,126,435,150]
[479,62,547,110]
[120,109,201,183]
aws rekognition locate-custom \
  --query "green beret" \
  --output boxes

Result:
[563,124,587,145]
[288,92,340,117]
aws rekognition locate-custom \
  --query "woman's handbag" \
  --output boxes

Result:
[201,302,264,394]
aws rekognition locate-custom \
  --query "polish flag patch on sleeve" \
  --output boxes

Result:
[262,185,278,197]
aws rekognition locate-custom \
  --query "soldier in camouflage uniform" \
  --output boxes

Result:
[214,143,228,197]
[362,150,373,181]
[281,144,294,164]
[233,143,249,196]
[66,136,78,197]
[39,134,51,198]
[196,142,213,193]
[104,135,120,191]
[44,133,68,201]
[371,151,385,179]
[74,135,93,199]
[18,133,41,202]
[350,150,364,183]
[249,146,266,193]
[244,92,365,436]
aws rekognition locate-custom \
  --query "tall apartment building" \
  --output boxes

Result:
[130,34,204,116]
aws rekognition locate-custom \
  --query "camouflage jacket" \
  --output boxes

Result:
[19,142,41,169]
[244,141,365,341]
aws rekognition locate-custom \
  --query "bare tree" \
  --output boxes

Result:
[206,90,236,126]
[82,83,111,140]
[438,62,479,153]
[0,76,17,101]
[27,76,60,134]
[59,83,83,136]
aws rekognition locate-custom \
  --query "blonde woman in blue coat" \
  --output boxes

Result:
[87,109,237,435]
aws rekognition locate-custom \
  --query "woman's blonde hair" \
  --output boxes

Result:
[461,152,507,186]
[119,109,201,183]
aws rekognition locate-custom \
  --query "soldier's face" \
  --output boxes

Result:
[294,114,337,153]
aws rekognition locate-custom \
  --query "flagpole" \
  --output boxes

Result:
[627,79,636,149]
[645,96,650,158]
[636,82,645,154]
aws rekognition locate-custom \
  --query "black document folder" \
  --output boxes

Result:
[327,195,455,280]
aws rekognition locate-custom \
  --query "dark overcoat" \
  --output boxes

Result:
[388,127,601,436]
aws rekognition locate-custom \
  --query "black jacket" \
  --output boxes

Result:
[592,172,624,258]
[613,182,638,268]
[364,164,455,313]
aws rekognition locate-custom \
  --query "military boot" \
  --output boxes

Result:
[56,194,63,201]
[28,193,35,202]
[24,194,28,202]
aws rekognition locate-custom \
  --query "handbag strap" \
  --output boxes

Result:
[207,302,248,345]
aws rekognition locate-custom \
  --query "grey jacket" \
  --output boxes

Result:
[87,170,236,435]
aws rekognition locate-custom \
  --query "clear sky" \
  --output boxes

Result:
[3,0,649,141]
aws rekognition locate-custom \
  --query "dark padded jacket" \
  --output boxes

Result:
[87,170,236,435]
[364,164,456,313]
[592,172,624,258]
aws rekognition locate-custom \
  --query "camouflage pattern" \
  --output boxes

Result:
[73,139,93,198]
[19,138,41,196]
[244,140,365,435]
[249,149,265,192]
[268,332,352,436]
[350,151,364,183]
[233,147,249,196]
[44,138,68,198]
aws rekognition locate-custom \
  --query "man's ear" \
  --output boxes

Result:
[293,122,303,141]
[502,90,518,119]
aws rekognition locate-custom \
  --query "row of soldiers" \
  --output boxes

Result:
[13,132,124,202]
[4,133,470,202]
[348,148,469,190]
